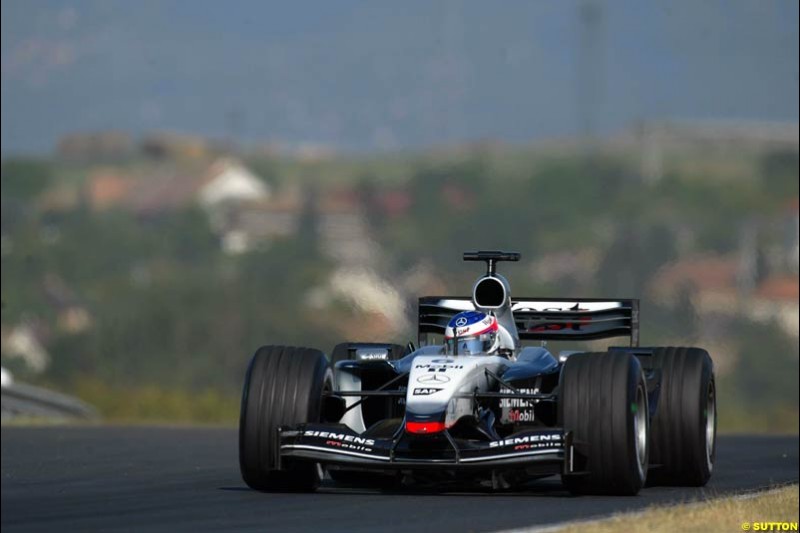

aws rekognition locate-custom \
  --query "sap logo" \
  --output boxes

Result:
[413,388,443,396]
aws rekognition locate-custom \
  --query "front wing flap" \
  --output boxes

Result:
[279,424,569,471]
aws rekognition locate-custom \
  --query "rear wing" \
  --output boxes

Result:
[418,297,639,347]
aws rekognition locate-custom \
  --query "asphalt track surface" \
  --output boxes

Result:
[2,427,797,532]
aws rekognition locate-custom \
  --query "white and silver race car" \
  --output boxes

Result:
[239,251,716,495]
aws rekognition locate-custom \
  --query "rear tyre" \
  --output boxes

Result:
[560,352,649,495]
[239,345,332,492]
[649,347,715,486]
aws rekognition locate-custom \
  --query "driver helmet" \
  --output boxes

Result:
[444,311,499,355]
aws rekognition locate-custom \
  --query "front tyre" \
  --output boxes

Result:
[559,351,649,495]
[239,345,331,492]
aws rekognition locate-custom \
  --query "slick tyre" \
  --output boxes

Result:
[649,347,716,486]
[239,345,332,492]
[560,352,649,496]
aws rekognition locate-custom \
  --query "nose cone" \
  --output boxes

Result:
[405,356,464,417]
[405,355,481,432]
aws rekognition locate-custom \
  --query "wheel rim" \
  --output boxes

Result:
[705,379,716,471]
[633,383,648,476]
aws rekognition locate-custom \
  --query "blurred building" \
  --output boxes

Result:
[57,131,135,162]
[318,188,375,266]
[1,323,49,374]
[86,168,137,211]
[140,132,214,160]
[749,276,800,338]
[83,157,269,215]
[784,198,799,274]
[651,252,799,340]
[42,273,93,334]
[197,158,270,207]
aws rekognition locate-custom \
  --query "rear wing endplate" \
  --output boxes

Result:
[418,297,639,347]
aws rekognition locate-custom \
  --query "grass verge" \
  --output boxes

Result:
[71,378,240,424]
[550,485,799,533]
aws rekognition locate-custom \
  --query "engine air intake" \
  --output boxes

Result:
[474,277,506,308]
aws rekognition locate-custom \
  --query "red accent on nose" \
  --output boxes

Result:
[405,421,446,434]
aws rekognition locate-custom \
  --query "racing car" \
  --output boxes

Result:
[239,250,716,495]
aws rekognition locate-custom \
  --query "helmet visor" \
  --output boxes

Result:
[445,332,496,355]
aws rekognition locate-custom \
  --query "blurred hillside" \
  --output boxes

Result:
[1,124,798,429]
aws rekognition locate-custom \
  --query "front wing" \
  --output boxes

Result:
[279,424,572,473]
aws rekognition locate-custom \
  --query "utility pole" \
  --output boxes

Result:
[576,0,604,151]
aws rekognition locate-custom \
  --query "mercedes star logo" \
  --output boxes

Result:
[455,317,469,327]
[417,373,451,384]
